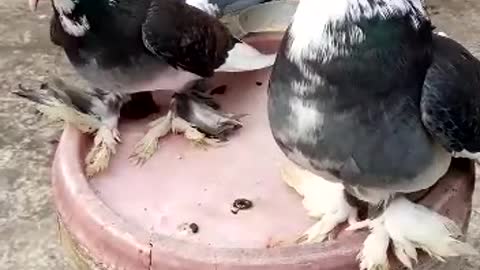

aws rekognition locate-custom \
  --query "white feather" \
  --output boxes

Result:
[384,197,478,260]
[53,0,76,13]
[357,218,391,270]
[186,0,219,16]
[215,42,276,72]
[288,0,427,64]
[436,31,449,37]
[286,96,323,144]
[453,150,480,159]
[52,0,90,37]
[108,0,119,6]
[356,196,478,270]
[280,161,356,243]
[59,14,90,37]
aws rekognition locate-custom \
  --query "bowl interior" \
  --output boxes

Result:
[89,34,313,249]
[57,33,475,270]
[237,0,299,34]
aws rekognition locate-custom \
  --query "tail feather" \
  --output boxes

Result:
[49,76,100,115]
[13,78,101,133]
[14,82,74,109]
[15,76,88,110]
[14,84,52,106]
[215,41,276,72]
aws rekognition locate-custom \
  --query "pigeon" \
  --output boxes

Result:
[20,0,276,177]
[267,0,478,269]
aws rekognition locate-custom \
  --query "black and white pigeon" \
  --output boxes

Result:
[268,0,479,269]
[20,0,276,177]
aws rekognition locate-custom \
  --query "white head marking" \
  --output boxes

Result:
[288,0,427,64]
[59,15,90,37]
[185,0,219,16]
[53,0,90,37]
[53,0,77,13]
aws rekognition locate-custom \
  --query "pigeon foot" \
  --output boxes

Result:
[128,109,228,166]
[351,196,477,270]
[85,126,121,177]
[171,116,226,148]
[173,92,244,139]
[280,161,358,244]
[129,91,244,165]
[129,111,173,165]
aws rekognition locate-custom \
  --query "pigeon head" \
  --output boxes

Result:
[29,0,78,12]
[288,0,429,63]
[29,0,95,37]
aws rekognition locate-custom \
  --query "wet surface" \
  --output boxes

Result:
[0,0,479,269]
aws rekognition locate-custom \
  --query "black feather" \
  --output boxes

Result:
[268,12,437,189]
[142,0,237,77]
[421,34,480,154]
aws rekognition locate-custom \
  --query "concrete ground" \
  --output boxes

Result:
[0,0,479,269]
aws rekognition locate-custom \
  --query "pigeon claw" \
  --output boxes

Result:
[280,161,358,245]
[129,91,243,165]
[172,116,227,149]
[356,219,390,270]
[295,234,309,244]
[85,127,121,177]
[355,197,478,270]
[129,112,173,166]
[172,92,245,140]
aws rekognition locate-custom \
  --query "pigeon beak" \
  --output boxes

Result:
[28,0,39,12]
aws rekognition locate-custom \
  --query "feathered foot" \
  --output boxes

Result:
[280,161,358,244]
[129,111,173,165]
[346,196,478,270]
[347,218,391,270]
[14,77,123,177]
[14,80,101,133]
[129,92,244,165]
[85,126,121,177]
[173,92,244,139]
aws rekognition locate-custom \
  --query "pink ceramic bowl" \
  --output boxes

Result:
[51,33,475,270]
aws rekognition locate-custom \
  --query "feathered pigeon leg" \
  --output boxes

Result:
[129,92,244,165]
[280,161,360,244]
[14,77,124,178]
[129,110,174,165]
[187,79,224,109]
[49,82,124,178]
[84,118,121,177]
[172,91,245,149]
[346,196,477,270]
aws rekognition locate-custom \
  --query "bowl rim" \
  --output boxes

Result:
[53,124,475,269]
[53,125,370,269]
[236,0,299,33]
[50,32,475,269]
